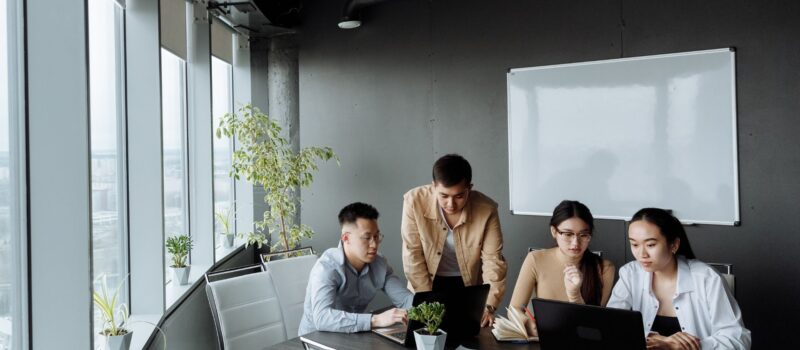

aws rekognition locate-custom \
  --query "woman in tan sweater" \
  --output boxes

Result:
[509,200,616,315]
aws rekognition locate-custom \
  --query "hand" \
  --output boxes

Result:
[563,265,583,300]
[646,332,700,350]
[371,308,408,328]
[480,310,495,327]
[524,314,538,337]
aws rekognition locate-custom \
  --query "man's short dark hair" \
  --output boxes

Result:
[338,202,380,226]
[432,154,472,187]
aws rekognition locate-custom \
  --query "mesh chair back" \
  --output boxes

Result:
[206,266,287,349]
[265,254,318,339]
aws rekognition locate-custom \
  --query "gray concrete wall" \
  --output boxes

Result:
[296,0,800,347]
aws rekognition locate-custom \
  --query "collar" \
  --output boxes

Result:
[675,255,695,294]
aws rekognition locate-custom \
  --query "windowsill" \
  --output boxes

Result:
[214,237,245,262]
[128,314,162,350]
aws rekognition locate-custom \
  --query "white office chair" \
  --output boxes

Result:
[205,264,287,350]
[707,262,735,296]
[264,253,318,339]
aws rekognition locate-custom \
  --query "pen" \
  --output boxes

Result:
[522,305,536,323]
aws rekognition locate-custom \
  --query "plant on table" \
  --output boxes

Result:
[409,301,446,335]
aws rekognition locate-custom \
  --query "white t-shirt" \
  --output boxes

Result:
[436,206,461,277]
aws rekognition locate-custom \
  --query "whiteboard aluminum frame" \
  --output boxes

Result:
[507,48,740,225]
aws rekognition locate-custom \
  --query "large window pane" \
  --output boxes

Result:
[161,48,188,283]
[212,57,234,253]
[89,0,127,339]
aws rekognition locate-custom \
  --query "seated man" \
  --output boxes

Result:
[298,202,412,336]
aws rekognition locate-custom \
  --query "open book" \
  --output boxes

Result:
[491,307,539,342]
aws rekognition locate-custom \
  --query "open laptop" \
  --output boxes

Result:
[531,298,646,350]
[372,284,490,347]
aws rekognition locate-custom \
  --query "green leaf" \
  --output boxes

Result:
[408,301,446,335]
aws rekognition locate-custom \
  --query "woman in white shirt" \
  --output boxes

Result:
[607,208,751,350]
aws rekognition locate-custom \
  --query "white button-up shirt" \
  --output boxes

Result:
[607,256,751,349]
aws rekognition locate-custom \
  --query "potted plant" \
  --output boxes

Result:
[166,234,194,285]
[408,301,447,350]
[93,274,168,350]
[217,104,338,261]
[215,206,235,248]
[94,275,132,350]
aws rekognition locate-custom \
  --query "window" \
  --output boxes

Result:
[212,56,234,253]
[0,0,23,348]
[89,0,127,339]
[161,48,189,283]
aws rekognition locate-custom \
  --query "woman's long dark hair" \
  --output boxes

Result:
[550,200,603,306]
[630,208,696,259]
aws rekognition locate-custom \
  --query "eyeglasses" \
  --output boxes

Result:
[357,233,384,244]
[556,229,592,243]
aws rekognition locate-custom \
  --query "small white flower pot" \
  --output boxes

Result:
[413,328,447,350]
[172,266,191,285]
[101,330,132,350]
[222,234,235,248]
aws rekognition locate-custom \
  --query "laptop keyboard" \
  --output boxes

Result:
[389,331,406,339]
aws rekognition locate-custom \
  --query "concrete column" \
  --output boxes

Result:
[268,35,300,153]
[267,35,302,231]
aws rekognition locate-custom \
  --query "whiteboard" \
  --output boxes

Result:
[507,49,739,225]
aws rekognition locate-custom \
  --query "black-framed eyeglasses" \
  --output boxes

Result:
[556,229,592,243]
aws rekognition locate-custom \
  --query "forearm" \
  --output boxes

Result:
[482,259,507,307]
[312,308,372,333]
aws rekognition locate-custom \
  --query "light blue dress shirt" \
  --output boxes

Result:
[298,242,413,336]
[607,256,751,349]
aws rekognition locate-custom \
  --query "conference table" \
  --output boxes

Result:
[267,328,540,350]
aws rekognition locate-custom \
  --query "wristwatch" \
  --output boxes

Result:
[485,304,496,314]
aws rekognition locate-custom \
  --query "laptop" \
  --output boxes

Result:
[372,284,490,347]
[531,298,646,350]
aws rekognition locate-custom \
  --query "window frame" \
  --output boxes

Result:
[3,0,28,348]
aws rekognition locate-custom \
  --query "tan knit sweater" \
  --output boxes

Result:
[509,247,615,310]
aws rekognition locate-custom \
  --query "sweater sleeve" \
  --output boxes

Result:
[509,252,538,311]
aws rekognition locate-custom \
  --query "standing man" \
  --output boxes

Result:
[401,154,507,327]
[299,202,412,336]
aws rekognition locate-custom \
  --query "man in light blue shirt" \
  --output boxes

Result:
[298,202,413,336]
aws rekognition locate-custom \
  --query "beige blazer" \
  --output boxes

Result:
[401,184,507,307]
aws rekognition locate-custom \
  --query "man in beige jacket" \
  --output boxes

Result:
[401,154,507,327]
